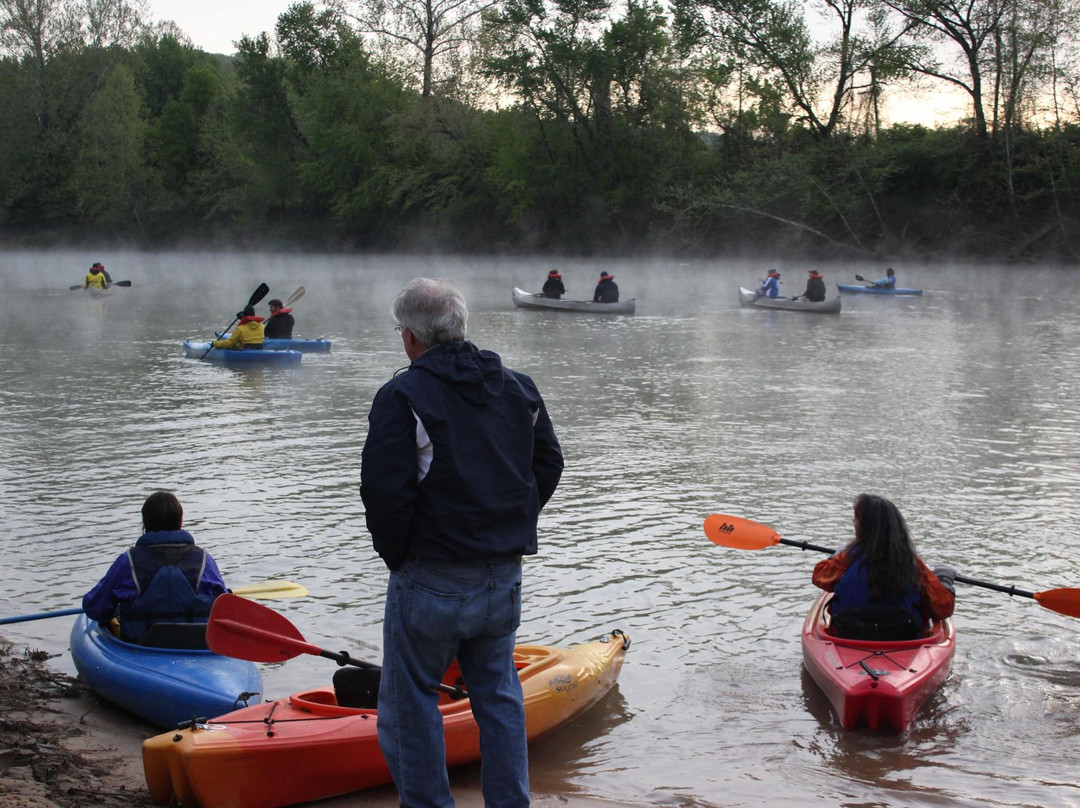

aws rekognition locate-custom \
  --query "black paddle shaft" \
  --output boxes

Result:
[321,648,468,699]
[779,537,837,555]
[200,283,270,359]
[778,537,1037,599]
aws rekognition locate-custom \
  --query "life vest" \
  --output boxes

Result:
[117,543,217,644]
[831,554,921,622]
[85,269,107,289]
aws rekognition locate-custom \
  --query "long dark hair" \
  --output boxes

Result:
[849,493,920,600]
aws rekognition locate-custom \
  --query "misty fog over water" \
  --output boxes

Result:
[2,250,1079,806]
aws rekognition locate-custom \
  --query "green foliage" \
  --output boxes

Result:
[2,0,1080,259]
[68,62,149,226]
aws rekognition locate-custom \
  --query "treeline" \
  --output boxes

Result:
[2,0,1080,260]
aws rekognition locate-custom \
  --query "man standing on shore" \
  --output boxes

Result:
[360,277,564,808]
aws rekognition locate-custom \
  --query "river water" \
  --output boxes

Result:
[1,251,1079,807]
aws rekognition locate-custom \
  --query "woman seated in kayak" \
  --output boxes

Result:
[82,492,229,646]
[212,305,265,349]
[542,269,565,299]
[812,494,956,640]
[870,268,896,288]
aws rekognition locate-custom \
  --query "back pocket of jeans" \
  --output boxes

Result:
[403,581,467,641]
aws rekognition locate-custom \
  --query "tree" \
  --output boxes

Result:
[342,0,497,97]
[68,61,151,231]
[673,0,908,139]
[0,0,72,73]
[277,1,358,74]
[880,0,1011,141]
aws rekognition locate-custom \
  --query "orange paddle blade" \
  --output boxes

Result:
[703,514,783,550]
[1033,588,1080,618]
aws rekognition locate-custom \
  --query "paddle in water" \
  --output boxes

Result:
[0,580,308,625]
[703,513,1080,618]
[207,594,468,699]
[200,282,270,359]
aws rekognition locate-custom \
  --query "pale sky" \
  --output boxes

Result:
[148,0,295,54]
[144,0,965,127]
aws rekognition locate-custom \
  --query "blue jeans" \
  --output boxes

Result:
[378,556,528,808]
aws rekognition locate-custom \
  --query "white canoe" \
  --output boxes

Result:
[512,287,636,315]
[738,287,841,314]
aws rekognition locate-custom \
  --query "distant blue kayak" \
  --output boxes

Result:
[183,341,302,365]
[70,614,262,728]
[837,284,923,296]
[220,334,331,353]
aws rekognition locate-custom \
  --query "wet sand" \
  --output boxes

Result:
[0,637,636,808]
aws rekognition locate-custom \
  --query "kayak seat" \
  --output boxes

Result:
[333,667,382,709]
[137,622,210,650]
[829,605,922,641]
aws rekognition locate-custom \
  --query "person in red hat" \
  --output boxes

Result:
[264,298,295,338]
[757,269,781,299]
[541,269,565,300]
[593,270,619,303]
[794,269,826,302]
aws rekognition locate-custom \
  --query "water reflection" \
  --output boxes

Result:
[1,254,1080,806]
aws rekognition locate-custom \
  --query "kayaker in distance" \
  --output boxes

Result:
[794,269,826,302]
[756,268,781,299]
[594,270,619,302]
[264,298,295,338]
[212,305,265,349]
[542,269,565,299]
[81,492,229,645]
[811,493,956,640]
[360,277,564,808]
[869,267,897,288]
[82,262,111,290]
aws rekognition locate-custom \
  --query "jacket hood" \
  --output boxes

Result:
[136,529,195,546]
[412,341,504,406]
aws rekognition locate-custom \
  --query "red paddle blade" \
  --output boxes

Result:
[207,593,318,663]
[1033,588,1080,618]
[704,514,783,550]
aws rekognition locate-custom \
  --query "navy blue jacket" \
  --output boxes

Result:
[360,341,563,571]
[82,529,227,643]
[593,278,619,303]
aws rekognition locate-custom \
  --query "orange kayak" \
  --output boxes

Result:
[143,629,630,808]
[802,592,955,732]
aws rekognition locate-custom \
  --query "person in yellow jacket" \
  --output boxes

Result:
[211,306,265,350]
[83,262,110,289]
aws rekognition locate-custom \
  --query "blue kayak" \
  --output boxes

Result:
[70,614,263,728]
[221,334,331,353]
[837,284,923,296]
[183,341,302,365]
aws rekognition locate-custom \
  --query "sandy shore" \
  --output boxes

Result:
[0,637,637,808]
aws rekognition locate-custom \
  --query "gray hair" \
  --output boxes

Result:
[392,277,468,345]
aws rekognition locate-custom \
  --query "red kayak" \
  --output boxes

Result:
[801,592,955,732]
